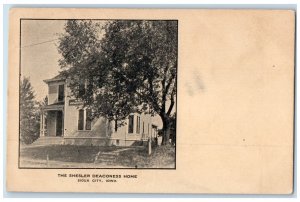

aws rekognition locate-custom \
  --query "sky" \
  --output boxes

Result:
[21,20,66,101]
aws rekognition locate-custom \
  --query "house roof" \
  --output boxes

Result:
[43,73,66,84]
[42,102,64,111]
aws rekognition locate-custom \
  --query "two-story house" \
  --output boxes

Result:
[39,74,158,146]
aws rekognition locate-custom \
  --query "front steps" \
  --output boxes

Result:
[94,151,119,165]
[93,148,133,165]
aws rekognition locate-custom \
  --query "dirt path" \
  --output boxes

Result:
[20,157,129,168]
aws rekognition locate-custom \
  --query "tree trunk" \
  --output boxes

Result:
[161,114,171,145]
[162,125,171,145]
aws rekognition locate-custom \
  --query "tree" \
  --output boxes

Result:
[20,77,40,144]
[41,95,48,106]
[169,112,176,146]
[58,20,177,145]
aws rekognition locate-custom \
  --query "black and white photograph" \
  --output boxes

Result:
[19,19,177,169]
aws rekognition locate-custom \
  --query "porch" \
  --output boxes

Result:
[40,103,64,137]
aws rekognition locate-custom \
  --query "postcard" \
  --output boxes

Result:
[6,8,295,193]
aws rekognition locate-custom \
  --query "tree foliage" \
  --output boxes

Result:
[58,20,177,144]
[20,77,40,144]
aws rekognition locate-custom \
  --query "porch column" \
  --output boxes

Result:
[40,110,45,137]
[43,111,46,136]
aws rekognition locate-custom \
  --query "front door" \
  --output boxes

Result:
[56,111,63,136]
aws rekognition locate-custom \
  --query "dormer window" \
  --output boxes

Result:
[58,84,64,102]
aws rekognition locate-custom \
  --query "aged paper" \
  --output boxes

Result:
[7,8,295,193]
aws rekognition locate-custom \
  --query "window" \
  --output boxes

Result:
[114,120,118,132]
[78,109,84,130]
[85,109,92,130]
[142,121,144,134]
[139,117,141,133]
[136,116,141,134]
[128,115,134,133]
[78,109,92,131]
[58,84,64,102]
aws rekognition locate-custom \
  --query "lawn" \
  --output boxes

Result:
[116,145,175,168]
[20,145,117,163]
[20,144,175,168]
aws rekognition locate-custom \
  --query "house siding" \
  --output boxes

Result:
[64,90,80,137]
[110,113,152,146]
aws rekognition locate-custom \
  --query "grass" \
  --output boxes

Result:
[20,145,118,163]
[116,145,175,168]
[20,144,176,168]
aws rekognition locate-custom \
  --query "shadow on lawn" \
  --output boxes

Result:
[20,145,118,163]
[20,144,176,168]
